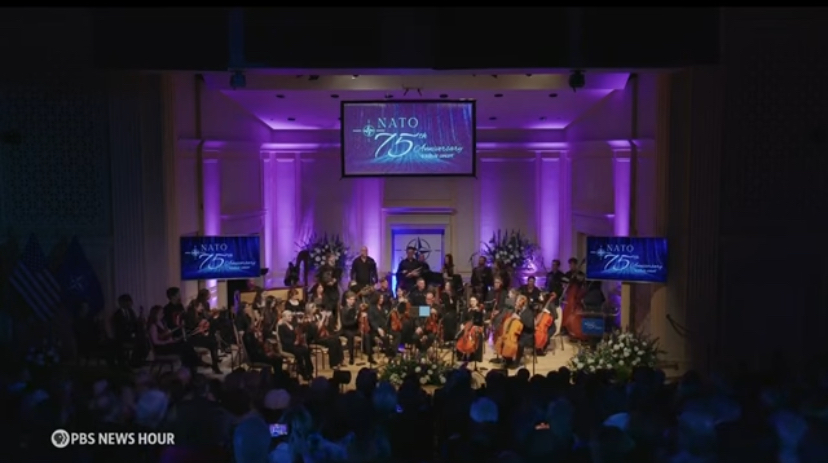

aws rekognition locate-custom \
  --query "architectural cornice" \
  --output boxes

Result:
[382,207,456,215]
[220,210,266,221]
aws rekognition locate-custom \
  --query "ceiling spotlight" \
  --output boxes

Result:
[352,75,359,79]
[494,93,503,98]
[276,94,285,99]
[308,75,320,81]
[384,94,393,99]
[569,70,585,92]
[287,117,296,121]
[330,94,339,99]
[489,116,497,121]
[439,94,448,99]
[549,93,558,98]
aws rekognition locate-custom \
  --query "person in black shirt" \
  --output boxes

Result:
[519,276,542,307]
[564,257,585,285]
[441,253,463,294]
[485,277,508,317]
[396,246,421,292]
[544,259,565,302]
[277,311,313,380]
[350,246,378,292]
[458,296,485,362]
[367,292,396,359]
[111,294,146,368]
[317,254,342,311]
[307,304,345,368]
[376,278,393,311]
[412,292,438,352]
[440,281,458,342]
[408,278,427,307]
[471,256,493,301]
[183,289,221,373]
[339,292,360,365]
[163,287,185,330]
[242,330,283,372]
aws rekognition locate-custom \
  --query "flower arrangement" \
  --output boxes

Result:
[25,340,62,368]
[568,331,662,381]
[481,229,539,269]
[297,233,351,270]
[380,355,451,387]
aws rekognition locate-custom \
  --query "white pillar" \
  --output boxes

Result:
[536,152,561,268]
[202,158,221,305]
[613,151,632,236]
[558,152,573,259]
[273,154,298,280]
[261,152,277,285]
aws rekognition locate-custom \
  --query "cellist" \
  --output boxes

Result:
[457,296,485,362]
[501,295,529,369]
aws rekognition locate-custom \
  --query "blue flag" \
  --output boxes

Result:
[55,237,105,315]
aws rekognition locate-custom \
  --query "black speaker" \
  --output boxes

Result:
[331,370,352,385]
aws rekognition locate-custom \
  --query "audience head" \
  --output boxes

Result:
[470,397,498,424]
[165,287,180,303]
[372,381,397,416]
[134,389,169,429]
[117,294,133,308]
[233,415,271,463]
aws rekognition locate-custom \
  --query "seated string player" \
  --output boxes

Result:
[277,310,313,380]
[306,303,346,369]
[367,291,397,358]
[183,289,221,374]
[146,305,201,369]
[339,292,360,365]
[412,292,438,353]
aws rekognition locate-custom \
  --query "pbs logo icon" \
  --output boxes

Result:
[51,429,71,448]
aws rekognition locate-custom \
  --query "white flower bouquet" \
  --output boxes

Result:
[568,331,662,381]
[380,355,450,387]
[297,233,351,271]
[481,229,539,269]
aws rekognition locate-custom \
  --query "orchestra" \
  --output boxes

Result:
[125,250,605,382]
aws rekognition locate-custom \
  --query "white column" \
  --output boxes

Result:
[558,152,573,259]
[613,151,632,236]
[359,178,384,271]
[202,158,221,305]
[261,152,276,285]
[273,155,298,279]
[536,152,561,268]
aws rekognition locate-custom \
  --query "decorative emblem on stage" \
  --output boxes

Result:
[360,123,376,137]
[407,237,432,261]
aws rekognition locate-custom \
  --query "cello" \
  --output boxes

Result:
[494,312,523,361]
[562,271,587,342]
[534,292,556,352]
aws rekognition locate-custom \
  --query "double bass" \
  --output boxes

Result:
[534,292,556,351]
[562,262,588,341]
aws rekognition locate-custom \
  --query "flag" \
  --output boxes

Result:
[54,236,105,316]
[0,237,20,306]
[10,235,61,322]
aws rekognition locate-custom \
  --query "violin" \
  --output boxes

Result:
[425,310,442,338]
[358,302,371,335]
[390,297,410,332]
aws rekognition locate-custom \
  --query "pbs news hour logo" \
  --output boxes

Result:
[51,429,175,448]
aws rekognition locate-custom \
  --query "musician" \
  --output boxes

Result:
[241,329,284,373]
[339,291,360,365]
[111,294,146,368]
[374,292,400,355]
[490,289,518,356]
[565,257,585,284]
[251,288,266,312]
[514,296,536,369]
[440,281,458,342]
[411,292,438,352]
[485,277,508,316]
[309,284,327,311]
[471,256,493,301]
[147,305,200,369]
[350,246,378,292]
[285,289,305,316]
[307,303,345,368]
[376,278,393,311]
[493,259,511,290]
[277,311,313,380]
[395,246,421,292]
[317,253,342,311]
[360,292,395,361]
[460,296,485,362]
[544,259,566,302]
[441,253,463,294]
[583,281,607,312]
[261,296,279,339]
[162,287,186,331]
[408,278,428,306]
[391,288,411,342]
[183,290,221,374]
[234,303,255,332]
[519,276,542,307]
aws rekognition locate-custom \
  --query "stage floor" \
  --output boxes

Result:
[204,336,581,388]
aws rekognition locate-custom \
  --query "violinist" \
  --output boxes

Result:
[339,291,360,365]
[147,305,202,370]
[277,310,313,381]
[183,289,221,373]
[391,288,411,343]
[485,277,508,318]
[260,296,279,339]
[439,281,458,342]
[412,292,438,352]
[368,292,397,358]
[471,256,493,301]
[241,324,283,373]
[457,296,485,361]
[307,303,346,368]
[285,289,305,318]
[376,278,393,311]
[162,287,186,332]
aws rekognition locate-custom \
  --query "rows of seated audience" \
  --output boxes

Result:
[4,357,828,463]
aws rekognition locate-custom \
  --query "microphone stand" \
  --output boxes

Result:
[531,302,538,377]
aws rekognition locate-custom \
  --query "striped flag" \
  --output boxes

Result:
[10,235,61,322]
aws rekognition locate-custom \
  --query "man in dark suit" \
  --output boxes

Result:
[408,278,428,306]
[471,256,494,301]
[350,246,378,292]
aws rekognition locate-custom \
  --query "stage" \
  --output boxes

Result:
[200,336,581,388]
